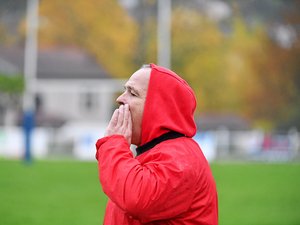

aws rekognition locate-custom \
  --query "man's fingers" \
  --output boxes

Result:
[124,104,132,144]
[117,105,124,126]
[105,108,119,136]
[109,108,119,127]
[124,104,130,128]
[127,106,132,143]
[127,106,132,130]
[106,104,132,144]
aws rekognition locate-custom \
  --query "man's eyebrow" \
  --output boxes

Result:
[124,85,139,94]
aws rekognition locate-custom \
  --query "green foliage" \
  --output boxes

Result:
[15,1,300,129]
[169,8,300,129]
[171,8,228,112]
[38,0,138,78]
[0,74,24,93]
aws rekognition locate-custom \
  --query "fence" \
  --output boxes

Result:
[0,125,299,162]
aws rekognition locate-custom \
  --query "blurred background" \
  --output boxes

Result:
[0,0,299,162]
[1,1,300,225]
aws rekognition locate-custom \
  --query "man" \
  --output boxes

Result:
[95,64,218,225]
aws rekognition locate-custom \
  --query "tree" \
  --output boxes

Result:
[0,74,24,125]
[171,8,229,113]
[38,0,138,78]
[225,16,269,121]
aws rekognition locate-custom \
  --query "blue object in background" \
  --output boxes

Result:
[23,110,35,163]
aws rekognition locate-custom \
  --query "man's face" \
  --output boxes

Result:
[116,68,150,146]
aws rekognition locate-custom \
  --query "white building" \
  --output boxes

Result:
[0,46,125,127]
[0,46,126,159]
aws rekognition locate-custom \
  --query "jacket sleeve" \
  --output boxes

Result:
[96,135,197,223]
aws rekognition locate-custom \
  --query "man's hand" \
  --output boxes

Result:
[105,104,132,144]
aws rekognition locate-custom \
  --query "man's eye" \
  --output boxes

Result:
[130,92,137,96]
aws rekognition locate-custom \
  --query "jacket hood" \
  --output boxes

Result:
[140,64,197,145]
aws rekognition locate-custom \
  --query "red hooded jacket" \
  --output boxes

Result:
[96,64,218,224]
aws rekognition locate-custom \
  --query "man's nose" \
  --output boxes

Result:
[116,92,126,105]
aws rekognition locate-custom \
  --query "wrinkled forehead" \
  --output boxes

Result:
[126,68,151,93]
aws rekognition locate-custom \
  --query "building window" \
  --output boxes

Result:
[81,92,97,112]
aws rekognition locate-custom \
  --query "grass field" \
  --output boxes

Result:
[0,159,299,225]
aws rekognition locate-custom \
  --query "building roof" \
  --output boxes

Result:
[0,46,110,79]
[196,113,251,131]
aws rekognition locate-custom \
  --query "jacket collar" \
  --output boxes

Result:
[136,131,184,156]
